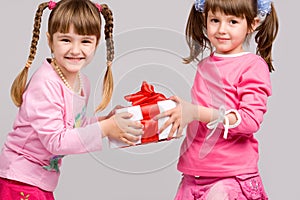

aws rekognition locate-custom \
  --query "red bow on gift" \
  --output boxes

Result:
[124,81,167,144]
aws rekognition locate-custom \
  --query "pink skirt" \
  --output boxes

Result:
[0,177,55,200]
[174,173,268,200]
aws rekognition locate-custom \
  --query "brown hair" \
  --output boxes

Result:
[10,0,114,112]
[184,0,279,72]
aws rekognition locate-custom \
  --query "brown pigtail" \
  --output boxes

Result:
[95,4,114,112]
[183,5,211,64]
[255,3,279,72]
[11,2,49,107]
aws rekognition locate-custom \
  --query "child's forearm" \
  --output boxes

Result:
[194,105,238,125]
[99,118,114,138]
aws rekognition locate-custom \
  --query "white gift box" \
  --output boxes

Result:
[109,100,177,148]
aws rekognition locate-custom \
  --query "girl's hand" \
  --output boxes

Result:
[97,105,125,122]
[106,105,124,119]
[100,112,144,146]
[154,96,198,139]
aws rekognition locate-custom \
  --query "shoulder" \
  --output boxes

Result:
[29,59,59,84]
[238,54,272,94]
[25,59,64,97]
[21,60,67,113]
[215,53,270,76]
[241,53,268,67]
[240,53,270,75]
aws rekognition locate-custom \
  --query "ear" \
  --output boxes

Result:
[249,17,260,33]
[46,32,53,52]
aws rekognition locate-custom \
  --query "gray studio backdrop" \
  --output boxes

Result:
[0,0,298,199]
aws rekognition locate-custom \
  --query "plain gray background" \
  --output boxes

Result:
[0,0,298,199]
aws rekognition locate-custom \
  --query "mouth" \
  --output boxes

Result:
[216,37,229,42]
[65,57,84,62]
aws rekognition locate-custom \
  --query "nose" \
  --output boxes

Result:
[218,22,227,34]
[70,42,81,55]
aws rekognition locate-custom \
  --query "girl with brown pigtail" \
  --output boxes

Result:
[155,0,279,199]
[0,0,143,199]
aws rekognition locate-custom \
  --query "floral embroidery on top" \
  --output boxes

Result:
[74,106,86,128]
[42,106,86,172]
[20,192,30,200]
[43,155,64,172]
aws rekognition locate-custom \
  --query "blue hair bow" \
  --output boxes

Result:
[194,0,205,12]
[257,0,272,16]
[195,0,272,16]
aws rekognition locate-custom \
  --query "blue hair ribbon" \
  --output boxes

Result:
[194,0,272,16]
[194,0,205,12]
[257,0,272,16]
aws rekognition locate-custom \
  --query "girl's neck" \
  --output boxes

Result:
[213,51,250,58]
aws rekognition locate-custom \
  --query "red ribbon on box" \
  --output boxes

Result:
[124,81,167,144]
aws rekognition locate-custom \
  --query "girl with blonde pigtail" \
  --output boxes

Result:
[0,0,143,199]
[155,0,279,199]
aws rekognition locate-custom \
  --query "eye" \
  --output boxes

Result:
[82,39,92,44]
[61,38,70,43]
[210,18,219,23]
[230,20,239,25]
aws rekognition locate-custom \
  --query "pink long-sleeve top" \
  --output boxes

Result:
[177,52,272,177]
[0,59,103,191]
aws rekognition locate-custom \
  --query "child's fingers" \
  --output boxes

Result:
[128,121,144,129]
[169,95,181,104]
[167,121,180,139]
[114,105,124,110]
[118,112,133,119]
[176,126,184,138]
[122,133,140,145]
[153,109,173,121]
[158,117,175,133]
[120,137,136,146]
[126,126,144,136]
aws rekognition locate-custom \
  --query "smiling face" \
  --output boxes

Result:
[206,10,250,54]
[48,25,97,78]
[46,0,101,80]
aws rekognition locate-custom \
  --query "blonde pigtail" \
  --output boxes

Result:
[95,4,114,112]
[10,2,49,107]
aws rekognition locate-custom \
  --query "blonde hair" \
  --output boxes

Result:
[10,0,114,112]
[184,0,279,72]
